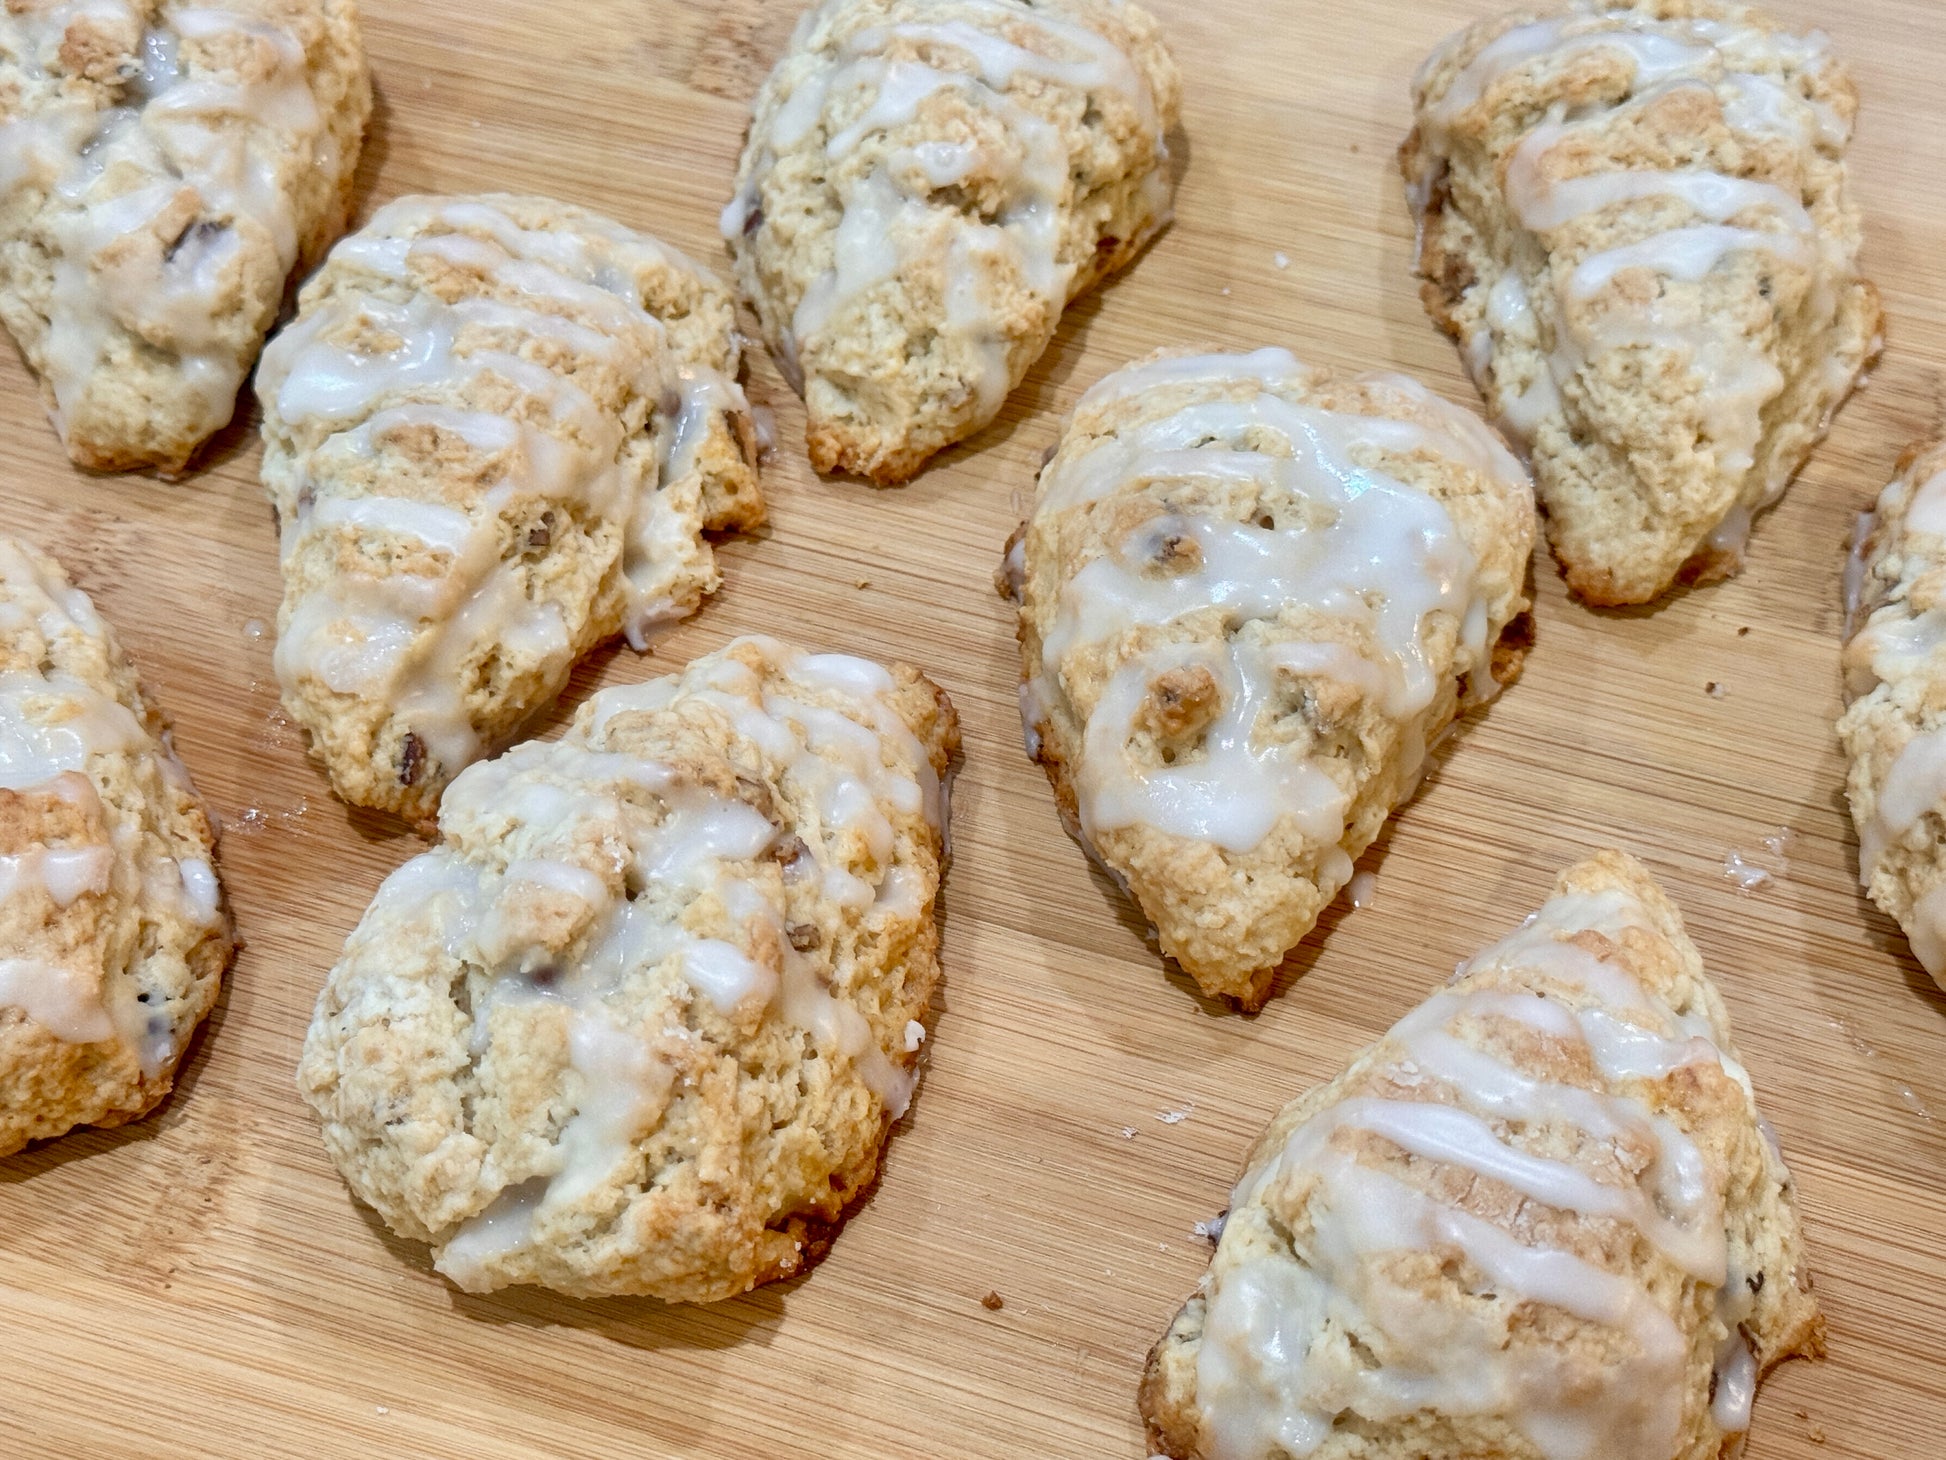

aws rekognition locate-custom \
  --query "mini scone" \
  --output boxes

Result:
[1003,347,1537,1007]
[1141,851,1821,1460]
[255,194,766,825]
[722,0,1180,483]
[0,538,232,1155]
[0,0,371,473]
[1403,0,1880,606]
[1839,440,1946,987]
[297,636,957,1301]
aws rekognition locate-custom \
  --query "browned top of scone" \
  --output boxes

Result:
[1141,850,1821,1459]
[297,636,958,1303]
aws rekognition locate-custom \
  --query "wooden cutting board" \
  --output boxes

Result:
[3,0,1942,1455]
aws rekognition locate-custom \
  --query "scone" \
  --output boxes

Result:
[1839,440,1946,987]
[1141,851,1821,1460]
[297,636,958,1301]
[0,0,371,474]
[1002,347,1537,1007]
[1402,0,1880,606]
[722,0,1181,483]
[0,537,232,1155]
[255,194,766,826]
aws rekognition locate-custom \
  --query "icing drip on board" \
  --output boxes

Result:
[398,640,941,1290]
[1194,884,1762,1460]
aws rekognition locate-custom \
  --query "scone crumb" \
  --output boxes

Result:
[980,1291,1004,1311]
[1707,681,1728,698]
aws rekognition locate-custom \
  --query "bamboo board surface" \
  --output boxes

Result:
[3,0,1945,1455]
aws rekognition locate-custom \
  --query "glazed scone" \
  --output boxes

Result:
[1141,851,1821,1460]
[256,194,766,826]
[0,538,232,1155]
[1839,440,1946,987]
[1403,0,1880,606]
[1003,347,1537,1007]
[722,0,1181,483]
[0,0,371,474]
[297,637,958,1301]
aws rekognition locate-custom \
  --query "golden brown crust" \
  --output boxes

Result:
[1838,438,1946,985]
[0,0,371,474]
[298,637,957,1302]
[1404,0,1879,606]
[1141,851,1822,1459]
[258,193,764,824]
[0,538,233,1155]
[1008,346,1536,1006]
[724,0,1181,484]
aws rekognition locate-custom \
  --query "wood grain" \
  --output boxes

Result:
[1,1,1942,1455]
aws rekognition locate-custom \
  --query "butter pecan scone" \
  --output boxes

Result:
[1838,440,1946,987]
[256,194,766,825]
[0,0,370,474]
[1403,1,1880,606]
[1141,851,1821,1460]
[0,538,232,1155]
[1003,348,1536,1008]
[297,637,957,1301]
[722,0,1180,483]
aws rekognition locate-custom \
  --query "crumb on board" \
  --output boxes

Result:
[1706,681,1727,698]
[1156,1102,1193,1124]
[854,576,870,589]
[1737,625,1750,636]
[980,1291,1004,1311]
[1120,1126,1137,1139]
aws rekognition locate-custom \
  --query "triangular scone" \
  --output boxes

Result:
[255,194,765,826]
[0,0,370,473]
[298,637,957,1302]
[1004,347,1536,1007]
[722,0,1180,484]
[1141,851,1822,1460]
[1403,0,1880,606]
[0,537,233,1154]
[1840,440,1946,987]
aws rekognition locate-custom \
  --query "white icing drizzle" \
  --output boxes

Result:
[1904,881,1946,981]
[420,639,938,1289]
[725,0,1164,409]
[1858,729,1946,879]
[1196,883,1756,1460]
[1030,349,1525,860]
[258,196,750,778]
[1415,3,1858,507]
[0,539,221,1062]
[0,2,331,444]
[1846,458,1946,983]
[0,844,113,908]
